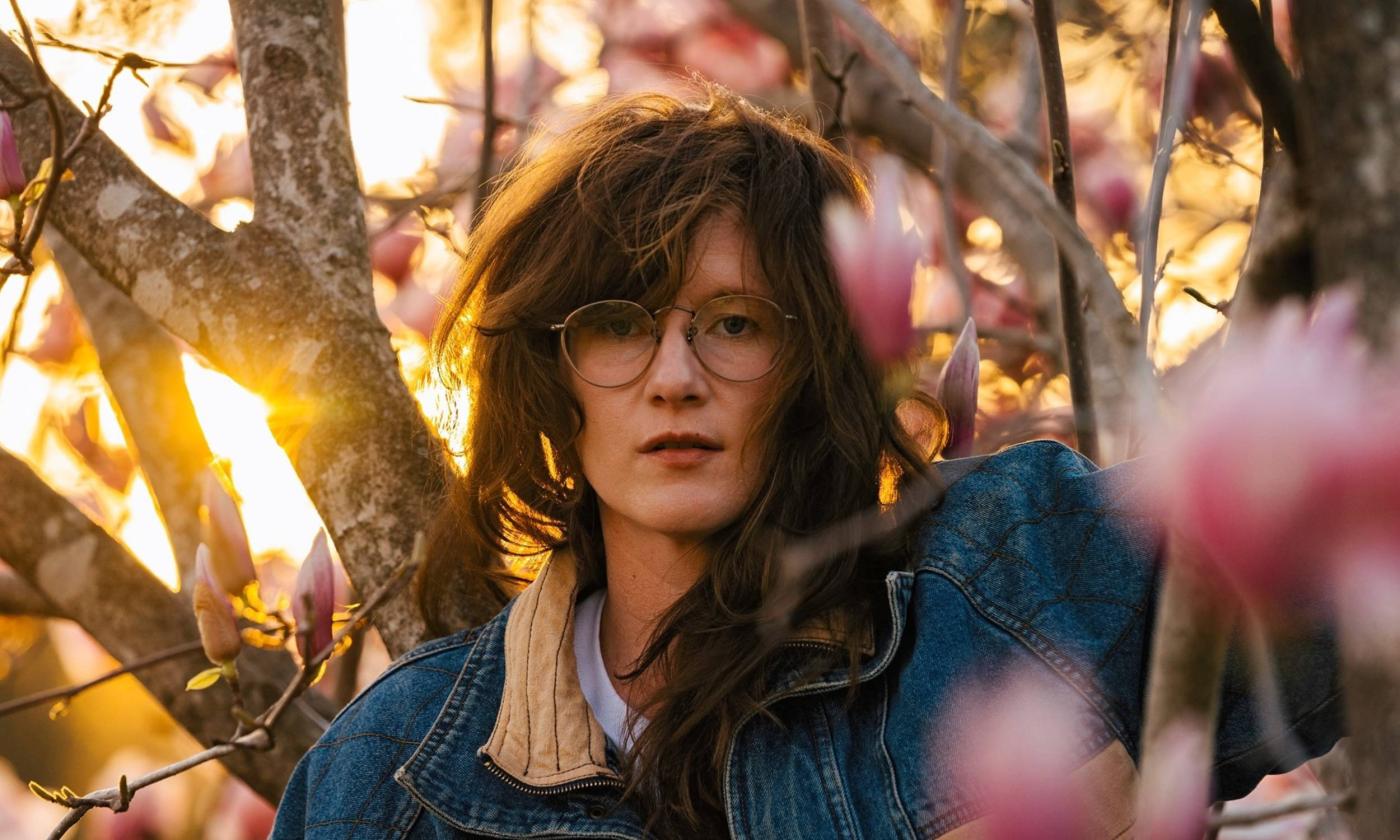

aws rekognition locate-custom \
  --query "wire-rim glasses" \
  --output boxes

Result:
[550,295,797,388]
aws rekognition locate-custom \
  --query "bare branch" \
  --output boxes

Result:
[1029,0,1101,463]
[1209,791,1354,828]
[1138,0,1206,360]
[935,0,973,317]
[1139,543,1234,802]
[473,0,498,229]
[1210,0,1299,160]
[0,641,203,719]
[797,0,849,149]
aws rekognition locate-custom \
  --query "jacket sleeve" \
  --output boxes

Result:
[922,441,1345,800]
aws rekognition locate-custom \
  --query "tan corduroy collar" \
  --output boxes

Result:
[480,549,874,789]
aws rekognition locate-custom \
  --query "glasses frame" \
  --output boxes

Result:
[549,294,798,388]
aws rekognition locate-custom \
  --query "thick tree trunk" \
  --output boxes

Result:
[1294,1,1400,833]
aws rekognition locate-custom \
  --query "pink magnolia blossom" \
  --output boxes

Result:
[294,529,337,663]
[1151,289,1400,604]
[200,469,257,596]
[0,111,25,199]
[937,318,979,458]
[1136,722,1210,840]
[823,156,925,365]
[193,544,242,665]
[672,18,789,93]
[941,671,1090,839]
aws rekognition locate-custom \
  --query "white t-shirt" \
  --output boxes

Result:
[574,589,649,752]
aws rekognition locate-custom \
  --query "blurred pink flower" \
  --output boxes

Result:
[200,469,257,596]
[0,111,25,199]
[179,48,238,97]
[823,157,925,365]
[672,18,789,93]
[293,529,337,663]
[1137,722,1210,840]
[1150,289,1400,604]
[193,543,242,665]
[942,671,1089,839]
[206,778,276,840]
[198,135,252,205]
[141,91,194,155]
[937,318,979,458]
[370,220,422,287]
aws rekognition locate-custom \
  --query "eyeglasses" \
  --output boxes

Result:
[550,295,797,388]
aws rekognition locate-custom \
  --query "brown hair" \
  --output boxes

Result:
[418,87,941,836]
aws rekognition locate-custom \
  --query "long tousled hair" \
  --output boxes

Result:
[417,87,943,837]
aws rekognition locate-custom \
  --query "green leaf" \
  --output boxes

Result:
[185,666,223,691]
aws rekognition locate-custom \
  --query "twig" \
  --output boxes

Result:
[1209,0,1298,162]
[403,96,521,128]
[1029,0,1100,464]
[1258,0,1275,171]
[0,270,35,374]
[936,0,974,319]
[472,0,497,230]
[39,535,425,838]
[0,640,204,719]
[1208,791,1354,828]
[1182,286,1230,316]
[1137,0,1206,363]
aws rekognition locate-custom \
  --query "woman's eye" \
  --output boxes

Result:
[601,319,638,337]
[715,315,755,336]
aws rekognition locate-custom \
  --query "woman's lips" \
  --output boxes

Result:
[643,447,719,467]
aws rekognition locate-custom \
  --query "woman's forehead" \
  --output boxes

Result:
[673,215,771,305]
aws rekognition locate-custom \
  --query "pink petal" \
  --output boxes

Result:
[200,470,257,596]
[936,318,979,458]
[293,529,337,662]
[0,111,25,199]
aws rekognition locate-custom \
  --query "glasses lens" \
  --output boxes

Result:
[692,296,787,382]
[563,301,655,386]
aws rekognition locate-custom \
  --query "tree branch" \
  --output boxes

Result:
[1029,0,1100,464]
[0,568,59,616]
[1210,0,1299,160]
[0,640,203,719]
[48,231,211,590]
[0,450,333,802]
[473,0,498,228]
[228,0,372,301]
[1138,0,1206,361]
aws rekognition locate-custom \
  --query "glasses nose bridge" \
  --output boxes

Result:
[649,303,699,344]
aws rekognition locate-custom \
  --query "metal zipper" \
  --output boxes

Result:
[479,754,625,797]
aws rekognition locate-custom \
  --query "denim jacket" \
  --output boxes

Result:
[270,441,1343,838]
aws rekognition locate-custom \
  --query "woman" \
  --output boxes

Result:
[271,90,1341,838]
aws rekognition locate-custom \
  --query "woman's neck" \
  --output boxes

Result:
[595,517,708,714]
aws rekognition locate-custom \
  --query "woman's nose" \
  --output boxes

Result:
[644,311,707,402]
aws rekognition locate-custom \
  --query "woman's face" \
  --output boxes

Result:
[567,216,777,547]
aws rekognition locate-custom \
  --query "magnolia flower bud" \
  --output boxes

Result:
[823,156,925,365]
[0,112,25,200]
[199,469,257,596]
[293,529,337,663]
[193,544,242,665]
[936,318,979,458]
